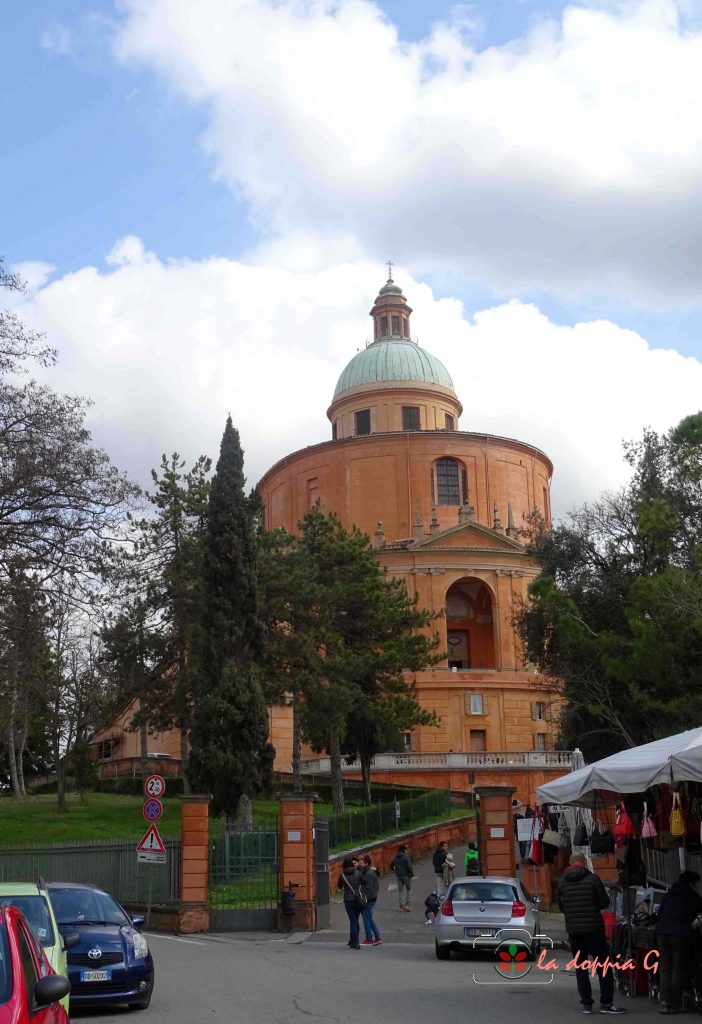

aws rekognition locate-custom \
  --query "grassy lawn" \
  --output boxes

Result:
[0,791,467,850]
[329,807,473,855]
[0,793,184,845]
[0,792,339,846]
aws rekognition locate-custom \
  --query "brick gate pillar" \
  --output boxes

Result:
[278,795,316,931]
[178,795,211,934]
[475,785,516,878]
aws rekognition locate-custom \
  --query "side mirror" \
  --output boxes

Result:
[62,932,80,951]
[532,895,543,905]
[131,915,145,929]
[35,975,71,1007]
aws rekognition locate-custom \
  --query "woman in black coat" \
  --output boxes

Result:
[656,870,702,1014]
[337,857,365,949]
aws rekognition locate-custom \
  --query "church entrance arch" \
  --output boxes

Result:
[445,578,496,670]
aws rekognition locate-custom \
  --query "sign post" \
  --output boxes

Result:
[139,776,167,927]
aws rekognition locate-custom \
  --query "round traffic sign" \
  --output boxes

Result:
[143,798,163,822]
[144,774,165,798]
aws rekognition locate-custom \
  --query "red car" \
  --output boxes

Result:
[0,906,70,1023]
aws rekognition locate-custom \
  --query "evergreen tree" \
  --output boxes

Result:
[68,737,98,801]
[187,418,273,820]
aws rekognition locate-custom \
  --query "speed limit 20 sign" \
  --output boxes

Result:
[144,774,165,799]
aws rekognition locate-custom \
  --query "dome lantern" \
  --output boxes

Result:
[327,269,463,439]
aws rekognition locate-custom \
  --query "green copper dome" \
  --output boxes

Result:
[333,338,455,399]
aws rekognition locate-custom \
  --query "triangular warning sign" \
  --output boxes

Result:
[136,824,166,854]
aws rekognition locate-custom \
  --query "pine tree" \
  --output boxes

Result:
[187,418,274,819]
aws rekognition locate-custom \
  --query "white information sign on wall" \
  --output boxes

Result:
[490,827,505,838]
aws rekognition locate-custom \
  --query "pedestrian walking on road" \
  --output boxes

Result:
[389,844,414,911]
[359,856,382,945]
[338,857,365,949]
[464,842,480,875]
[655,869,702,1014]
[433,841,449,897]
[424,892,441,924]
[442,852,456,891]
[558,852,626,1015]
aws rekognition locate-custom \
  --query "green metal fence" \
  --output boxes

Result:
[0,838,181,905]
[327,788,452,850]
[209,828,278,910]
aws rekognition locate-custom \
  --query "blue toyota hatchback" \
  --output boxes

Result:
[47,882,155,1011]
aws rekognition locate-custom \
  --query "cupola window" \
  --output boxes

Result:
[392,315,400,336]
[355,409,371,436]
[445,414,455,431]
[332,421,338,440]
[402,406,420,431]
[381,317,388,337]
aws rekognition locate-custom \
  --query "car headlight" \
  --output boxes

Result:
[132,932,149,959]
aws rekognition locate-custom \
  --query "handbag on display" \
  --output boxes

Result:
[614,802,636,847]
[573,820,589,846]
[541,827,560,848]
[641,801,657,839]
[590,820,615,855]
[670,792,685,837]
[558,813,572,850]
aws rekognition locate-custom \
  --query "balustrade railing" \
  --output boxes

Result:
[298,750,573,775]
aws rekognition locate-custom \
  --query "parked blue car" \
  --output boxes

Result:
[47,882,155,1011]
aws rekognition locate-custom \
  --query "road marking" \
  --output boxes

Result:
[144,932,206,946]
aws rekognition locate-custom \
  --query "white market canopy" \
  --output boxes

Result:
[536,727,702,808]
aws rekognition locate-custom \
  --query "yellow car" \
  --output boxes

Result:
[0,880,79,1011]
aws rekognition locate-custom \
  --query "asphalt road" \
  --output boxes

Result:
[72,930,667,1024]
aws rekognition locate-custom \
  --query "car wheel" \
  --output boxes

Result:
[129,991,152,1011]
[435,942,451,960]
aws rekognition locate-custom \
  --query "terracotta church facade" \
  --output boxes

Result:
[91,273,568,798]
[260,274,563,777]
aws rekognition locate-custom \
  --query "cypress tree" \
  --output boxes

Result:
[187,417,274,819]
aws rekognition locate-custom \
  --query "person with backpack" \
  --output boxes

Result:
[464,842,480,875]
[389,844,414,912]
[424,891,441,924]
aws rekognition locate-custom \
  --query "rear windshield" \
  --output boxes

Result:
[49,887,130,927]
[450,882,518,902]
[0,924,11,1005]
[0,896,55,947]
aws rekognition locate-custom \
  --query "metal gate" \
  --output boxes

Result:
[209,827,278,931]
[314,818,330,929]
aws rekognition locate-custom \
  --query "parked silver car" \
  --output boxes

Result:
[434,876,542,960]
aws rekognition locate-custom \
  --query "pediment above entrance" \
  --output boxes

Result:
[412,520,522,552]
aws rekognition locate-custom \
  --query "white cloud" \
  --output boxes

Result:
[40,21,73,55]
[110,0,702,306]
[15,238,702,520]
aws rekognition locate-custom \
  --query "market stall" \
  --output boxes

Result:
[532,728,702,1007]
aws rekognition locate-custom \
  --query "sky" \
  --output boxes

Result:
[4,0,702,520]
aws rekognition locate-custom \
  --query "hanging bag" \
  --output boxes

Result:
[530,806,544,865]
[558,812,572,850]
[641,801,657,839]
[590,794,615,854]
[573,810,589,847]
[670,792,685,837]
[614,802,636,847]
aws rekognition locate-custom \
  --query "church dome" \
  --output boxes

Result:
[333,339,455,399]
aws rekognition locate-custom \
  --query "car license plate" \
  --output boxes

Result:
[80,970,112,982]
[465,927,496,937]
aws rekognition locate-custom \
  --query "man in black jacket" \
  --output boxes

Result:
[433,841,448,896]
[656,869,702,1014]
[558,853,626,1015]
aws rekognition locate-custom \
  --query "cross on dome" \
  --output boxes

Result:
[386,259,394,281]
